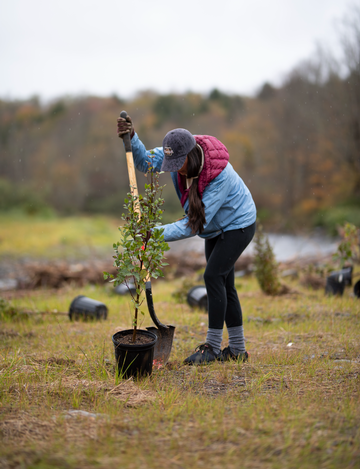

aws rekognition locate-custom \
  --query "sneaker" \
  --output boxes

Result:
[184,343,219,365]
[219,346,249,362]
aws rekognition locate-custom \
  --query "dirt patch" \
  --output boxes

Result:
[0,329,20,338]
[0,412,55,443]
[300,273,326,290]
[6,377,156,408]
[31,357,76,366]
[0,329,36,339]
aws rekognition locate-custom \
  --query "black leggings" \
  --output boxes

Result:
[204,222,256,329]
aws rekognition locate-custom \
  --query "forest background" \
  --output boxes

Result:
[1,7,360,236]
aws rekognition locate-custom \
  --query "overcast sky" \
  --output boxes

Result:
[0,0,356,102]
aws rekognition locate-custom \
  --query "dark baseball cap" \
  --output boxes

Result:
[161,129,196,172]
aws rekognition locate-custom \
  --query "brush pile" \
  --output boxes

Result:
[23,260,117,289]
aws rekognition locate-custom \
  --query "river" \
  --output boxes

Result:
[168,232,339,262]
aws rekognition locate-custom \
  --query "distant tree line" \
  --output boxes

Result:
[1,5,359,233]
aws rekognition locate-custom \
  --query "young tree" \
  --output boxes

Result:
[104,156,169,342]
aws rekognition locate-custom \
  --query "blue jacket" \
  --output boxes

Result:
[130,133,257,242]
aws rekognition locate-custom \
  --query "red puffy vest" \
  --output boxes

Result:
[178,135,229,207]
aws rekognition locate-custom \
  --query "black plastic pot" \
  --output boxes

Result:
[342,266,353,286]
[114,281,136,296]
[354,280,360,299]
[325,272,345,296]
[69,295,108,321]
[112,329,157,378]
[187,285,208,310]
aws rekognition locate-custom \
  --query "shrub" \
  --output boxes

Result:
[333,222,360,268]
[253,223,281,295]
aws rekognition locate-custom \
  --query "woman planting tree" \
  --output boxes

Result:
[117,115,256,365]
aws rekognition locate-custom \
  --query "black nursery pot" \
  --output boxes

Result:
[187,285,208,311]
[112,329,158,379]
[114,281,136,296]
[69,295,108,321]
[354,280,360,299]
[325,267,353,297]
[325,272,345,296]
[339,266,353,287]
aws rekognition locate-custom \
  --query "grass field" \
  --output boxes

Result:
[0,213,120,260]
[1,269,359,469]
[0,214,359,468]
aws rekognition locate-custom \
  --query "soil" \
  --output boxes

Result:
[115,331,155,345]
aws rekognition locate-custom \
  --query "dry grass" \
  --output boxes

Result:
[0,271,359,469]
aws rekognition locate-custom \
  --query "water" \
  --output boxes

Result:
[168,232,338,262]
[249,233,338,262]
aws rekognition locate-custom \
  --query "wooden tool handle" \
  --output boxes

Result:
[120,110,139,212]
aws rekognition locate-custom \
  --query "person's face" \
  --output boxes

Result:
[178,157,188,176]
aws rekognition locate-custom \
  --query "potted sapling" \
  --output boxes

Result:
[104,155,169,378]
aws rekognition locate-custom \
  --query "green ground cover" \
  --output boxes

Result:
[0,214,120,260]
[0,273,359,469]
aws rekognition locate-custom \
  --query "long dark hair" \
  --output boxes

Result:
[186,144,206,234]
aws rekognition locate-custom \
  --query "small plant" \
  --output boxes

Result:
[253,222,281,295]
[104,155,169,342]
[333,222,360,268]
[0,298,18,320]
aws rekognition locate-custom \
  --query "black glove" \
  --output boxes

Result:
[117,115,135,139]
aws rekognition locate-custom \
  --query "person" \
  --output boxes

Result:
[117,115,256,365]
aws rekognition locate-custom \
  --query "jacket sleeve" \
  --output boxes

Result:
[129,133,164,173]
[159,170,231,242]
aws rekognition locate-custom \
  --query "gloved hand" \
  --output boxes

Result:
[117,115,135,139]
